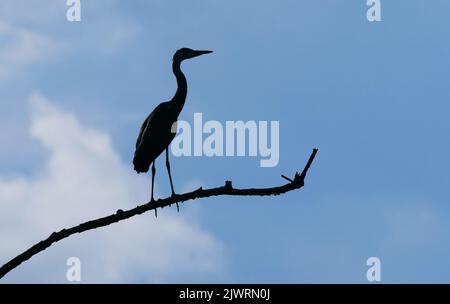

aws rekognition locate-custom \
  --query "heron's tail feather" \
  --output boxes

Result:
[133,151,151,173]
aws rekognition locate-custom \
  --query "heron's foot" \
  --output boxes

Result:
[150,197,158,217]
[168,196,180,212]
[171,192,180,212]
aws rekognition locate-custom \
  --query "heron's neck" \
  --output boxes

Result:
[171,59,187,115]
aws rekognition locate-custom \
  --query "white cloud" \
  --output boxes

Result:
[0,94,224,283]
[0,0,139,79]
[0,22,64,79]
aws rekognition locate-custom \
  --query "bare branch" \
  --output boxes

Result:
[0,149,318,280]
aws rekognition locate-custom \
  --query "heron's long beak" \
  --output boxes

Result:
[192,50,213,58]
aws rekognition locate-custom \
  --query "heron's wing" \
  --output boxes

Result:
[135,102,168,149]
[135,114,152,149]
[134,103,173,173]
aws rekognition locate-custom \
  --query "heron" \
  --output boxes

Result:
[133,48,212,215]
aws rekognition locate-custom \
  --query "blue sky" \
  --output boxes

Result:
[1,0,450,283]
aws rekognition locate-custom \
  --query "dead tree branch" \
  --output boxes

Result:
[0,148,318,279]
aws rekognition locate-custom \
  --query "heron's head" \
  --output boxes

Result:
[173,48,212,63]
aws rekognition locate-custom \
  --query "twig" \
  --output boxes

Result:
[0,148,318,279]
[281,175,294,183]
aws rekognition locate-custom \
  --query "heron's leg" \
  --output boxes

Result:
[165,149,176,195]
[165,148,179,212]
[151,161,156,201]
[151,161,157,218]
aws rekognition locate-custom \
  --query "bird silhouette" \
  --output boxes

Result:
[133,48,212,215]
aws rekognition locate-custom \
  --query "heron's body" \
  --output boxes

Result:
[133,48,212,209]
[133,102,179,173]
